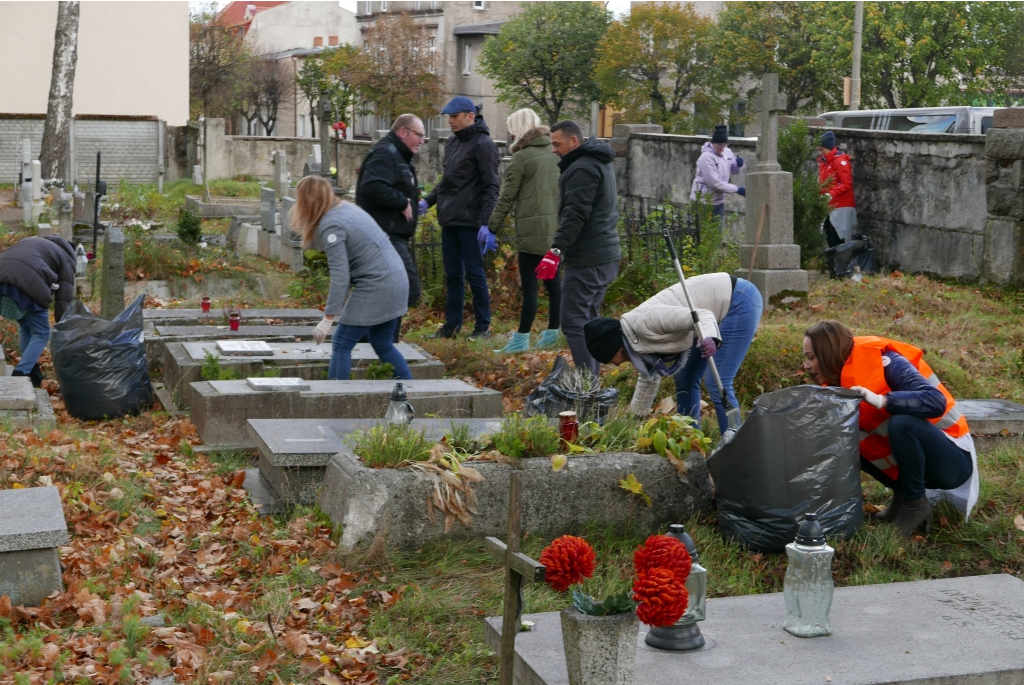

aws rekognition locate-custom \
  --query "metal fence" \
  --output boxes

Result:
[411,201,713,291]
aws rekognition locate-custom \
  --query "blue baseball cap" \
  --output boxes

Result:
[441,96,476,115]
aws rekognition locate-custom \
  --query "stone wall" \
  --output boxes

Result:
[982,108,1024,286]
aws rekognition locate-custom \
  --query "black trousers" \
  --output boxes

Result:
[517,251,561,333]
[823,215,845,248]
[390,236,421,343]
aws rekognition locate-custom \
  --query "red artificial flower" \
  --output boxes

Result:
[633,567,689,627]
[332,121,347,131]
[634,535,692,583]
[539,535,596,592]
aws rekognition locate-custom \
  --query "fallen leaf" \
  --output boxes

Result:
[551,454,567,472]
[941,561,953,571]
[1014,514,1024,532]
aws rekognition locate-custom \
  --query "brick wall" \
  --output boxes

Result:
[0,117,44,183]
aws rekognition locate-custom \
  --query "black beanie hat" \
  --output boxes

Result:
[711,124,728,144]
[820,130,837,150]
[584,317,624,365]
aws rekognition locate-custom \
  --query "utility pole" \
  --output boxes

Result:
[849,1,863,111]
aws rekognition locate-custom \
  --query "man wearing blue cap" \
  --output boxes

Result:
[422,96,500,339]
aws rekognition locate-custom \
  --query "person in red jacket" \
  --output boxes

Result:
[817,131,858,248]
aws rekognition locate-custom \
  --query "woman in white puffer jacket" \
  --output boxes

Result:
[583,273,763,433]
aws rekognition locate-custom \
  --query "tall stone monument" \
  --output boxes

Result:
[734,73,809,300]
[100,227,126,318]
[273,150,288,198]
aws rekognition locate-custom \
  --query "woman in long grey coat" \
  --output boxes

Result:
[292,175,411,380]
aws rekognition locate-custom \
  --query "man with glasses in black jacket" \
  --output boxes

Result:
[355,113,426,341]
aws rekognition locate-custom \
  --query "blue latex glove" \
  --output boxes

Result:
[418,199,428,214]
[478,225,497,254]
[736,186,746,197]
[736,156,744,168]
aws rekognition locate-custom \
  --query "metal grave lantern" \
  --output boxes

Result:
[645,523,707,650]
[384,382,414,425]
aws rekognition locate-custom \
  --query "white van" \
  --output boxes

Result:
[817,106,998,135]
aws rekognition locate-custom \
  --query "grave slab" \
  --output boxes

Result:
[0,376,40,410]
[318,442,712,549]
[162,341,442,410]
[242,468,285,515]
[216,340,275,356]
[0,388,57,432]
[249,418,503,506]
[191,379,503,448]
[247,377,311,392]
[486,574,1024,685]
[0,486,69,606]
[959,399,1024,435]
[144,308,324,326]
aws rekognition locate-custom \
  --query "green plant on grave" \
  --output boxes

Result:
[200,351,241,381]
[490,413,561,459]
[442,421,482,454]
[176,207,203,245]
[365,361,395,380]
[288,249,331,305]
[351,423,434,468]
[577,410,638,453]
[635,414,712,469]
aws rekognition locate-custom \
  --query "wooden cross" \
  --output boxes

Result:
[484,471,546,685]
[755,72,788,171]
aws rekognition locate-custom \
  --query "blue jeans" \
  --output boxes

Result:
[328,318,413,381]
[674,278,763,433]
[860,415,973,501]
[442,226,491,332]
[16,309,50,374]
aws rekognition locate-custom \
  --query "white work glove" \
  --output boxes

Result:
[630,375,661,417]
[312,317,333,345]
[851,386,886,410]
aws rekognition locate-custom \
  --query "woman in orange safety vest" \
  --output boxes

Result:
[802,320,978,537]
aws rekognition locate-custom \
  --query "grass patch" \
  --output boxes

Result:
[352,423,434,468]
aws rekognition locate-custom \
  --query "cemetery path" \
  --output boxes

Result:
[0,399,423,684]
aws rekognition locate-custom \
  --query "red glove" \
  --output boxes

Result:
[697,337,717,358]
[535,250,561,280]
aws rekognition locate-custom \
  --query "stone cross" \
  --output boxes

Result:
[484,472,546,685]
[755,73,788,172]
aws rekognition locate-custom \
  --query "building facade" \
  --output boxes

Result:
[0,1,189,125]
[354,1,521,140]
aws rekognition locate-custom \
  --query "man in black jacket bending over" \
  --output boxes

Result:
[423,96,500,339]
[0,235,76,387]
[535,119,621,377]
[356,113,426,341]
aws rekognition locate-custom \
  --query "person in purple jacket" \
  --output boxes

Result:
[690,124,745,218]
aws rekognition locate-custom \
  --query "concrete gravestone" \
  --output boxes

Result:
[260,187,276,233]
[273,150,288,198]
[487,574,1024,685]
[0,377,57,431]
[734,73,809,301]
[100,226,126,318]
[0,486,69,606]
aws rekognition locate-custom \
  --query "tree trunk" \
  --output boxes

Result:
[39,1,80,184]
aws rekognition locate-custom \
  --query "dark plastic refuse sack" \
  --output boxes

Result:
[523,356,619,424]
[52,295,154,420]
[707,385,864,552]
[824,233,878,279]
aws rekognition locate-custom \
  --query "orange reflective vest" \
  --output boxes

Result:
[840,336,969,480]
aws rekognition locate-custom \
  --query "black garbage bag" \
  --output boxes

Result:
[52,295,154,420]
[707,385,864,553]
[523,356,619,424]
[824,233,878,279]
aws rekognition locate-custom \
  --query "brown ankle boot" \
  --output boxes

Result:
[873,489,904,522]
[893,496,932,537]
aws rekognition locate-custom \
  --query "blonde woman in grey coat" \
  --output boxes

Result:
[291,175,411,380]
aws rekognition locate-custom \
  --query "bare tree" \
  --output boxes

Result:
[252,57,291,136]
[39,1,80,183]
[189,10,250,119]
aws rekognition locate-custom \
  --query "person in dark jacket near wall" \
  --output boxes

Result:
[535,119,621,377]
[422,96,501,339]
[0,235,76,387]
[356,113,425,341]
